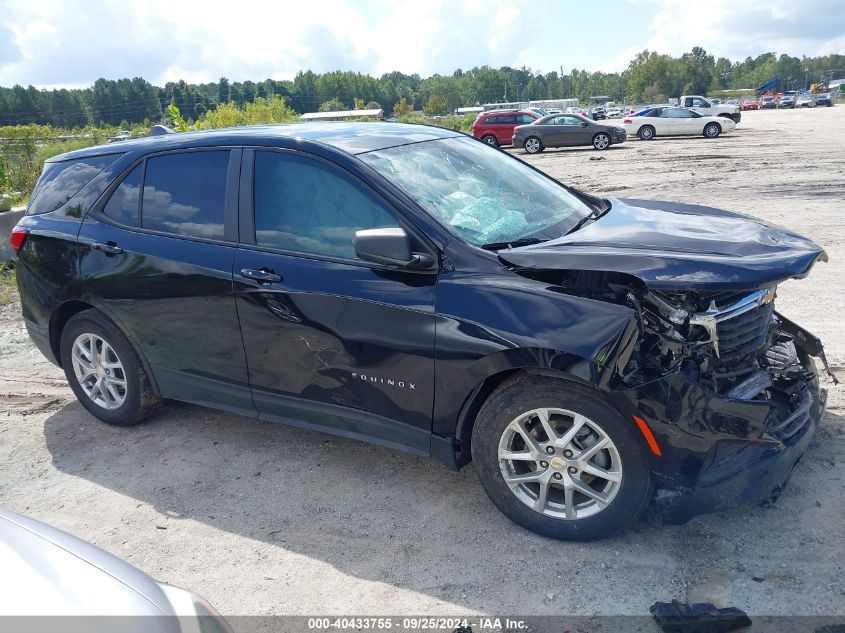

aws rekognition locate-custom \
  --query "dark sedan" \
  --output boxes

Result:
[815,93,833,107]
[513,113,626,153]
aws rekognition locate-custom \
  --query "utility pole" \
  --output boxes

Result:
[561,65,564,98]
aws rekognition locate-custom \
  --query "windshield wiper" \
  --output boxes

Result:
[565,204,611,236]
[480,237,547,251]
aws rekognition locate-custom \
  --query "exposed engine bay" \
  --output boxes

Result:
[519,269,835,438]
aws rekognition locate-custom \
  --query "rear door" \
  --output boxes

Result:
[492,114,516,144]
[233,148,437,454]
[78,148,253,413]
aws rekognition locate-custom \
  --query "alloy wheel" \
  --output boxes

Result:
[497,408,623,520]
[524,137,541,154]
[593,134,610,150]
[71,333,128,410]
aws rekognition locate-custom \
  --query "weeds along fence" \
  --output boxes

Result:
[0,125,126,204]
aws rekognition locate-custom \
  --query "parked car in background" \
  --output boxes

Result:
[471,109,539,146]
[760,96,777,109]
[778,95,796,109]
[11,122,829,541]
[605,107,622,118]
[815,93,833,107]
[796,95,815,108]
[620,106,737,140]
[679,95,741,123]
[591,107,607,120]
[740,99,759,110]
[0,508,231,628]
[513,113,626,153]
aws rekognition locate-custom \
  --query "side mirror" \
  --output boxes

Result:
[354,228,435,269]
[581,122,588,127]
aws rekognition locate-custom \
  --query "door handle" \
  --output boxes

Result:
[240,268,282,284]
[92,241,124,255]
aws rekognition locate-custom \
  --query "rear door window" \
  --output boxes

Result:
[27,154,120,215]
[141,151,230,240]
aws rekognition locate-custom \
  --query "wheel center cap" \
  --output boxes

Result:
[550,456,566,470]
[96,365,106,378]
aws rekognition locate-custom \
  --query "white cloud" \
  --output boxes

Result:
[0,0,541,87]
[0,0,841,88]
[637,0,845,61]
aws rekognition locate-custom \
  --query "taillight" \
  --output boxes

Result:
[10,226,28,256]
[623,118,632,124]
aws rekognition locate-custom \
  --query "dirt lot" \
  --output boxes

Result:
[1,107,843,622]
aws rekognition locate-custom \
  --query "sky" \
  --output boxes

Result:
[0,0,843,89]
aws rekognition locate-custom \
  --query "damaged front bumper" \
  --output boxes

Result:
[653,385,824,524]
[608,317,828,525]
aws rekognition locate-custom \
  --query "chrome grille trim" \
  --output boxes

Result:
[688,287,776,358]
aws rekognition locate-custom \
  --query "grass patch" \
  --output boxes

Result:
[0,262,18,306]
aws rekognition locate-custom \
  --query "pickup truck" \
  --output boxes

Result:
[679,95,741,123]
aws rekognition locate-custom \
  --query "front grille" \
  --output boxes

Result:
[688,287,777,368]
[716,301,775,364]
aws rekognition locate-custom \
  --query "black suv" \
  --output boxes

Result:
[12,123,830,540]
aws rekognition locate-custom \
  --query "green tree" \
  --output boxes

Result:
[393,97,413,116]
[423,94,449,116]
[319,98,346,112]
[218,77,230,104]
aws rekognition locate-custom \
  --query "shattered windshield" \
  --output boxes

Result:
[358,136,592,246]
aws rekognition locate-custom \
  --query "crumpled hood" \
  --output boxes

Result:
[498,198,827,291]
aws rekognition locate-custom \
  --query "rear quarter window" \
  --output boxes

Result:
[27,154,121,215]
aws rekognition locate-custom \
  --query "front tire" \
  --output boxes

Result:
[523,136,543,154]
[638,125,655,140]
[703,122,721,138]
[60,310,160,426]
[471,376,651,541]
[592,133,611,150]
[481,135,499,147]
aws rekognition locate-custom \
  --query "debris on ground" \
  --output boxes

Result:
[650,600,752,633]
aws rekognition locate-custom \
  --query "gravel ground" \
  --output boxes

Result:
[0,107,843,622]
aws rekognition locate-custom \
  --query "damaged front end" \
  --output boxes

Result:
[612,285,831,523]
[502,266,831,524]
[496,198,833,523]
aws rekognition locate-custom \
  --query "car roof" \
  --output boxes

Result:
[482,109,534,116]
[49,122,464,163]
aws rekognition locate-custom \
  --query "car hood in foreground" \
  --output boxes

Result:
[0,508,171,616]
[498,198,826,291]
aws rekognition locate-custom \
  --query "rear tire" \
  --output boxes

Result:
[60,310,160,426]
[481,135,499,147]
[703,122,721,138]
[523,136,544,154]
[638,125,655,140]
[471,376,652,541]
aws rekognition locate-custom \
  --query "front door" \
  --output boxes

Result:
[78,149,253,413]
[233,149,437,455]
